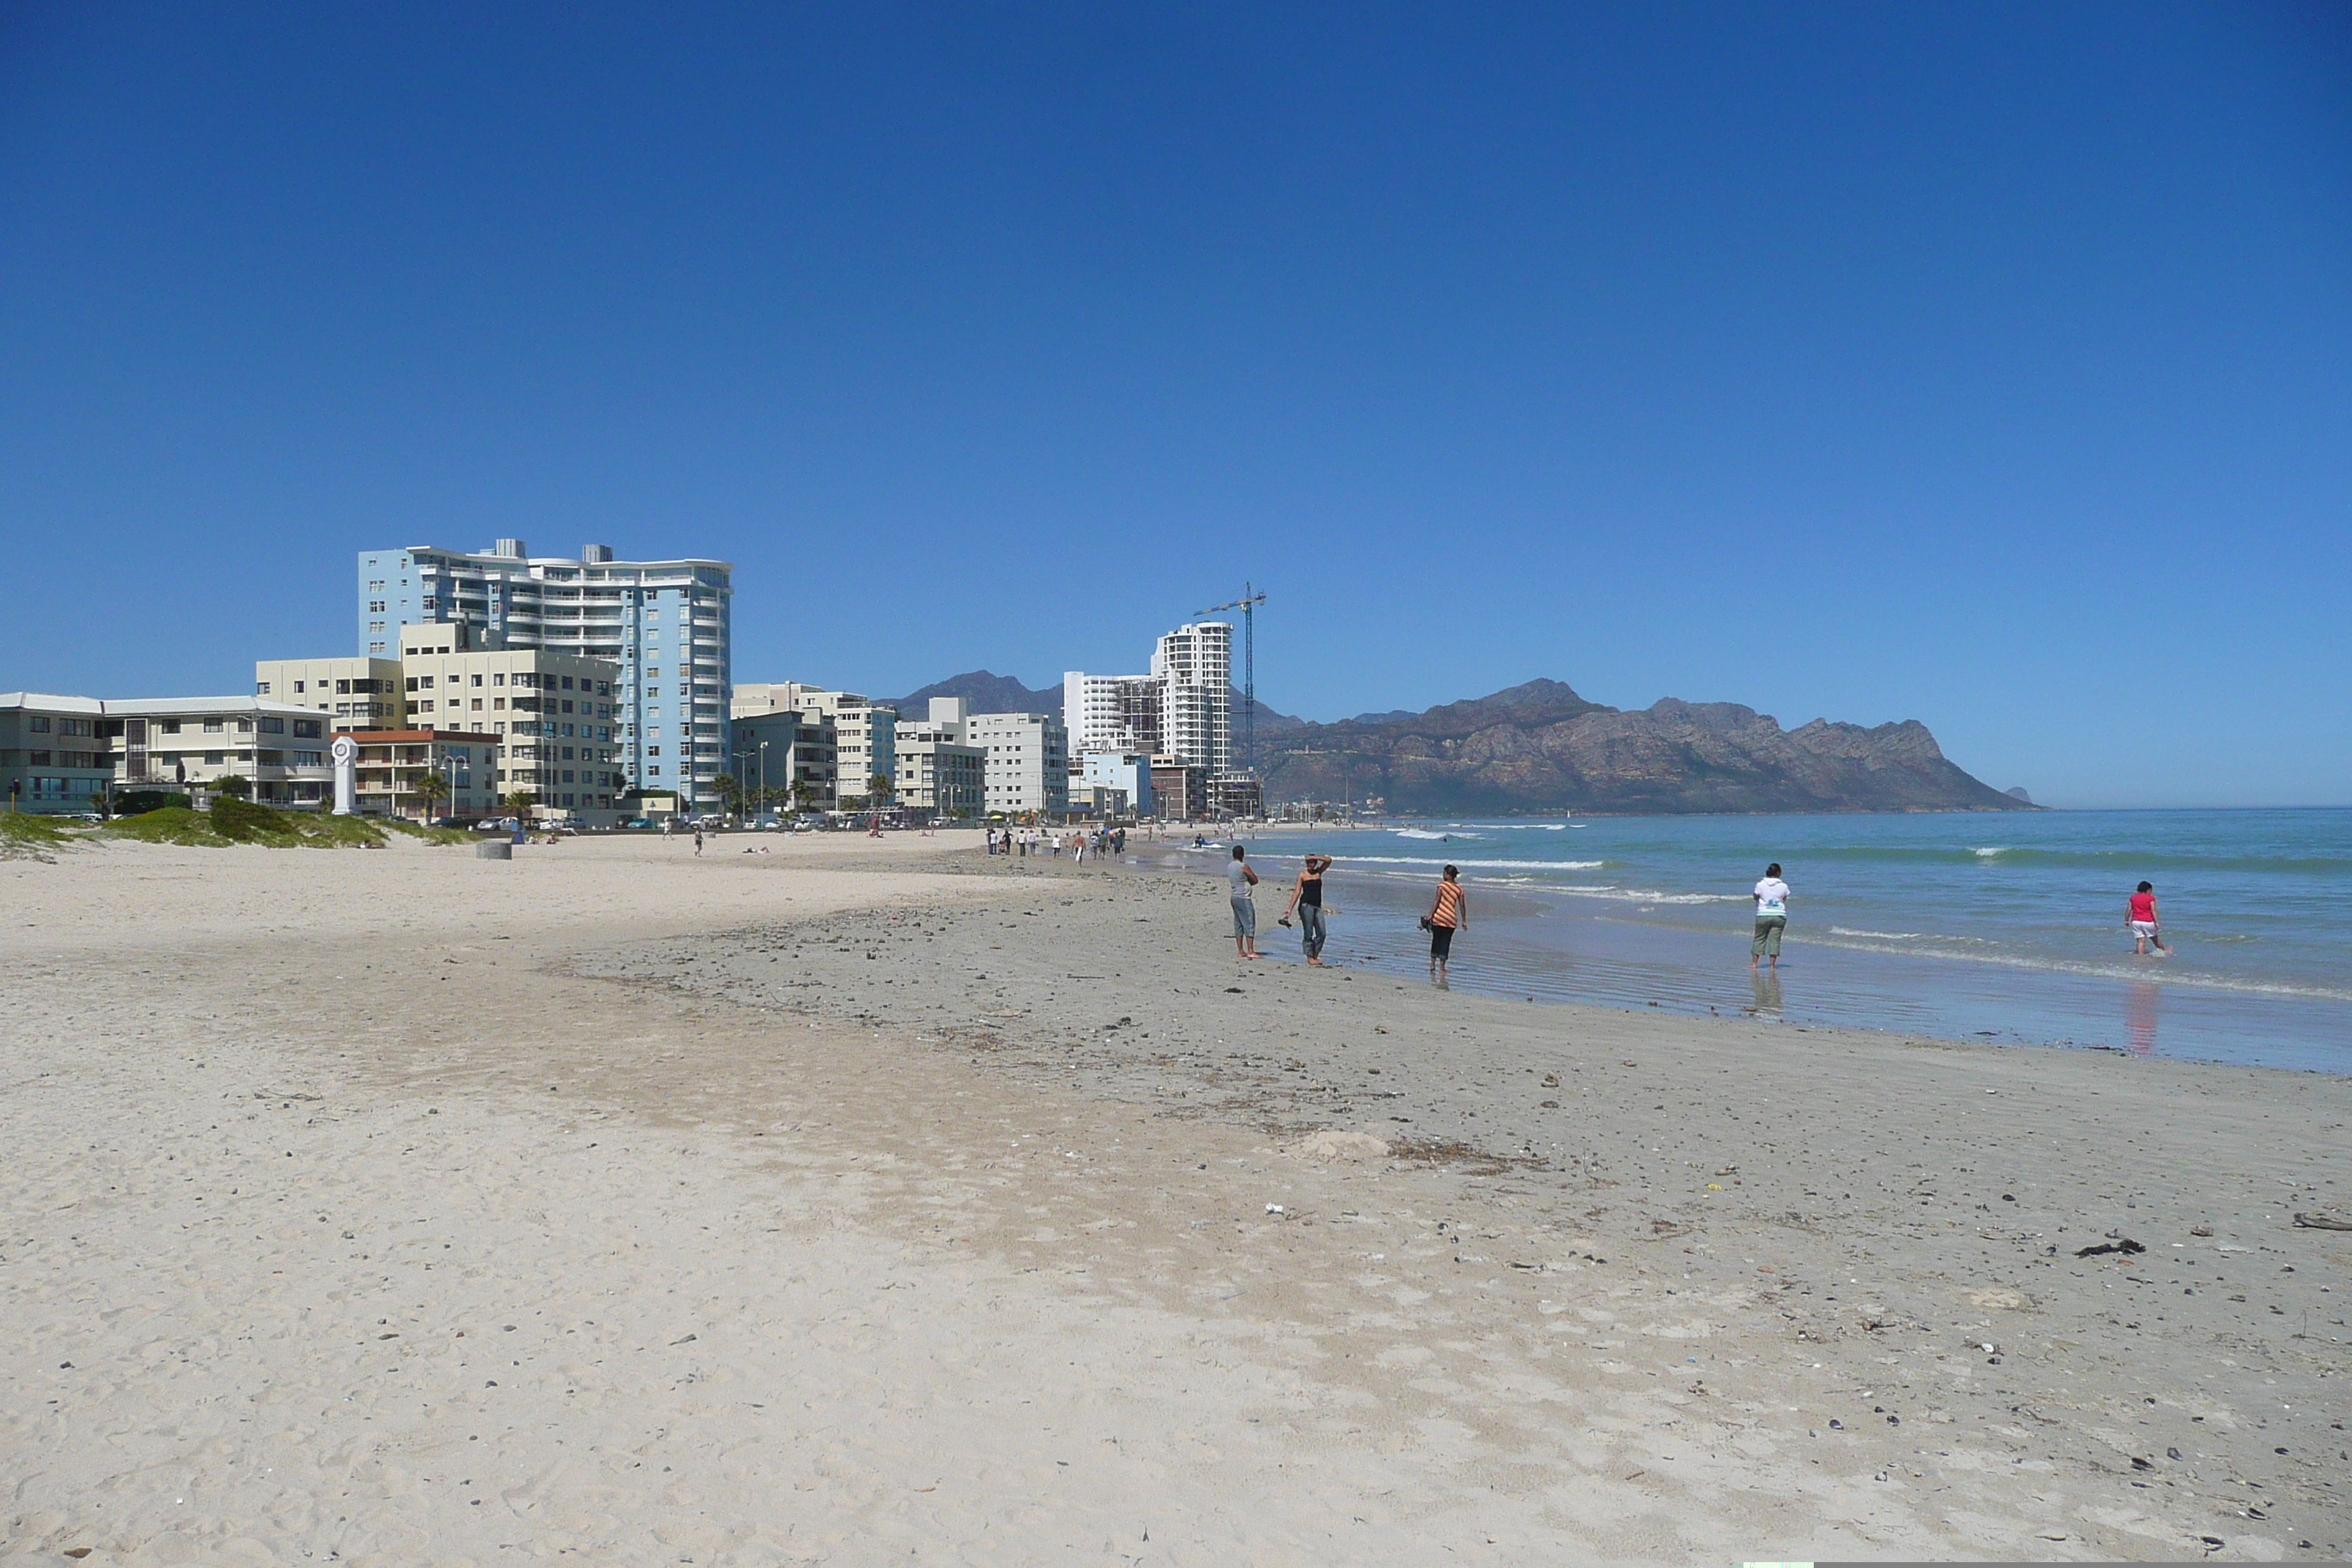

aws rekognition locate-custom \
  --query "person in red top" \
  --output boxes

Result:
[2127,880,2171,957]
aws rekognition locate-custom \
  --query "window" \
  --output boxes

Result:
[27,750,49,766]
[647,745,662,757]
[28,716,49,734]
[203,720,223,734]
[560,700,573,714]
[259,717,284,734]
[257,681,272,695]
[368,600,386,613]
[162,720,181,734]
[492,672,506,687]
[294,720,322,738]
[471,674,483,687]
[205,752,225,765]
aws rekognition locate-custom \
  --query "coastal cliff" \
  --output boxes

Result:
[1258,679,2027,815]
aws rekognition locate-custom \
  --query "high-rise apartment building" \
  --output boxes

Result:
[358,540,731,810]
[1150,621,1233,777]
[732,683,897,808]
[1061,672,1163,758]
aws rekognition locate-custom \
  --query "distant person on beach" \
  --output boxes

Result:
[693,825,704,856]
[1228,845,1261,959]
[2128,881,2171,957]
[1425,864,1466,984]
[1282,853,1337,965]
[1751,862,1790,970]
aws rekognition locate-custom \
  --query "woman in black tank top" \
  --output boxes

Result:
[1284,854,1336,965]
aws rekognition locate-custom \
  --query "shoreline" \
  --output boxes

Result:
[4,834,2347,1561]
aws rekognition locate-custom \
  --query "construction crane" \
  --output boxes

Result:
[1196,583,1267,778]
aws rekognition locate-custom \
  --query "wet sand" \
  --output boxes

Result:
[3,832,2346,1563]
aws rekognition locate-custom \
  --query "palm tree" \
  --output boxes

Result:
[712,772,744,821]
[869,772,894,804]
[502,788,536,820]
[412,772,451,821]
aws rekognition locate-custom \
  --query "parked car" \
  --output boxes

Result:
[619,817,655,830]
[473,818,516,833]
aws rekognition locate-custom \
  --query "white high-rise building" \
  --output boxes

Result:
[1151,622,1232,777]
[1062,671,1163,758]
[968,710,1069,817]
[358,540,731,810]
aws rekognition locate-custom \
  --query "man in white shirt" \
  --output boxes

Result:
[1751,862,1792,972]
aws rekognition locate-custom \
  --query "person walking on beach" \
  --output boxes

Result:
[1227,844,1261,960]
[1425,864,1466,984]
[1751,862,1790,971]
[1282,853,1338,965]
[2128,881,2172,957]
[693,823,704,857]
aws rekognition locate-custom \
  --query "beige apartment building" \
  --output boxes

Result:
[252,656,406,731]
[99,696,336,806]
[733,682,896,807]
[891,698,984,818]
[257,623,625,815]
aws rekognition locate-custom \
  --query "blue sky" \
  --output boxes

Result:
[2,4,2346,807]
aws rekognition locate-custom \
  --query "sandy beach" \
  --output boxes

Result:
[4,829,2346,1564]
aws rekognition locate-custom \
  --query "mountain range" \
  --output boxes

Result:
[881,672,2024,815]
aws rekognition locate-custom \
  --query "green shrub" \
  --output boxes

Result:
[102,807,229,846]
[210,796,295,842]
[113,790,192,816]
[0,813,74,845]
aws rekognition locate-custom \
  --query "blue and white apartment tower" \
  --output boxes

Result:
[358,540,732,811]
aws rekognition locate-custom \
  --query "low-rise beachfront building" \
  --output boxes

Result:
[259,625,625,815]
[0,693,113,814]
[342,729,501,820]
[727,709,839,815]
[733,682,896,807]
[968,711,1068,818]
[893,700,984,818]
[1150,757,1207,822]
[1077,752,1152,819]
[98,696,335,807]
[252,657,407,731]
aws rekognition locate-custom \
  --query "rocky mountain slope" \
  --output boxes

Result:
[1258,679,2026,815]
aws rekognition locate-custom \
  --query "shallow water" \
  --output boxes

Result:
[1153,808,2352,1073]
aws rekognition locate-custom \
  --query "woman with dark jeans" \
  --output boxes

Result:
[1425,864,1466,984]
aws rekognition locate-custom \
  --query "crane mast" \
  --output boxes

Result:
[1194,583,1267,779]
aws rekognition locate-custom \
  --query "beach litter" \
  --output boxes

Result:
[2291,1212,2352,1231]
[2076,1238,2145,1258]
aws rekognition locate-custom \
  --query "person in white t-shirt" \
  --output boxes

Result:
[1751,862,1791,972]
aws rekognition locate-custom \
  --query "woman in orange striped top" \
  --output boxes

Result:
[1425,864,1467,985]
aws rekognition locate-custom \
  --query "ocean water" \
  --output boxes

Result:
[1154,809,2352,1074]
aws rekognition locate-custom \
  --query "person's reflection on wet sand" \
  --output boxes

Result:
[2126,979,2160,1058]
[1748,968,1783,1020]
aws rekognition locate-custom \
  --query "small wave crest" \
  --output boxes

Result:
[1346,856,1606,872]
